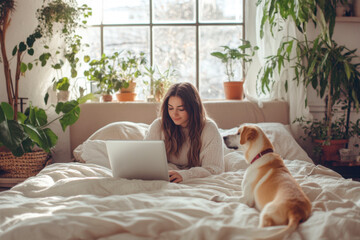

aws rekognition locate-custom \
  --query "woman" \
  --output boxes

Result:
[145,82,224,183]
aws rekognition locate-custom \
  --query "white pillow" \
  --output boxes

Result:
[73,121,149,168]
[219,122,313,163]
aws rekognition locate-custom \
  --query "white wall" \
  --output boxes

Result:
[0,0,70,162]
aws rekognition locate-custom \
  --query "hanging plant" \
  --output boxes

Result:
[36,0,91,43]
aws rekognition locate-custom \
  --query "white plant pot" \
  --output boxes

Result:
[57,90,70,102]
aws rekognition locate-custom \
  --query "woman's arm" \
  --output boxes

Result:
[177,120,225,181]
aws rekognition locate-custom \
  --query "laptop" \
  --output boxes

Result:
[106,140,169,181]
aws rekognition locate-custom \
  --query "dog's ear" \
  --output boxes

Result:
[240,126,258,145]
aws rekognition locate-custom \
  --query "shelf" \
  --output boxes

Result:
[336,17,360,22]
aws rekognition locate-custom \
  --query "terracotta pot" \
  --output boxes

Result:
[102,94,113,102]
[116,92,137,102]
[120,81,136,93]
[223,81,244,100]
[314,139,348,162]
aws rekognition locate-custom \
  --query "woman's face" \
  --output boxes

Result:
[168,96,189,128]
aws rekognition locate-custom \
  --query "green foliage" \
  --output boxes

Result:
[84,51,148,94]
[34,1,91,93]
[36,0,91,43]
[0,94,93,157]
[211,40,259,81]
[294,116,358,141]
[53,77,70,91]
[144,65,177,102]
[118,50,147,84]
[257,0,360,140]
[84,52,122,95]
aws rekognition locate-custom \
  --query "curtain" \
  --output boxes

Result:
[244,0,312,133]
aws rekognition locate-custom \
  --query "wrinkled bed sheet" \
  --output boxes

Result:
[1,153,360,240]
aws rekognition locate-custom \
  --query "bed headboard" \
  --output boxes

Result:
[70,100,289,152]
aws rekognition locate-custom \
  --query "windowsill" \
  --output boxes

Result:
[85,99,249,104]
[336,16,360,22]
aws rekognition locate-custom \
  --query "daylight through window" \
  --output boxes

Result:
[78,0,244,99]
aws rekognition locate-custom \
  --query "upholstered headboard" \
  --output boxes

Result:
[70,100,289,152]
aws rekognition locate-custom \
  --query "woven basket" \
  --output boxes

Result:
[0,150,52,178]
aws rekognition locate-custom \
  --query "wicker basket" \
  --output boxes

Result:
[0,150,52,178]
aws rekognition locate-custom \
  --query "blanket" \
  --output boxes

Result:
[0,155,360,240]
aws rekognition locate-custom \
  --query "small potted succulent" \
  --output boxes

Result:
[211,40,258,100]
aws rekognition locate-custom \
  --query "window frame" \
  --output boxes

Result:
[87,0,245,94]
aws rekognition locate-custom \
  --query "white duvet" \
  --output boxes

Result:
[0,122,360,240]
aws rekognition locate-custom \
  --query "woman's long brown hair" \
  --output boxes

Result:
[160,82,206,168]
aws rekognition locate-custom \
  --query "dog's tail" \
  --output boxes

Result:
[255,215,300,240]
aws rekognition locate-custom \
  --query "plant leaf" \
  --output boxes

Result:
[0,102,14,120]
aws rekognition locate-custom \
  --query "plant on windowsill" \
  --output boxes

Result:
[84,52,122,102]
[210,40,258,100]
[0,0,92,178]
[116,50,147,101]
[144,65,177,102]
[257,0,360,162]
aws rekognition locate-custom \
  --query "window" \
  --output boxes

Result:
[78,0,244,99]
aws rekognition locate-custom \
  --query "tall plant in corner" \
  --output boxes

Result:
[257,0,360,147]
[0,0,92,157]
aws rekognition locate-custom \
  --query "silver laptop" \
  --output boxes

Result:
[106,140,169,181]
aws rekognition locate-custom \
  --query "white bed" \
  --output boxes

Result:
[0,101,360,240]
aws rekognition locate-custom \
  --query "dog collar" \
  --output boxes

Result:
[250,148,274,164]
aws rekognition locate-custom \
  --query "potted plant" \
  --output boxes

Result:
[144,65,177,102]
[257,0,360,162]
[53,77,70,102]
[0,0,92,178]
[210,40,258,100]
[294,105,360,163]
[84,52,122,102]
[116,50,147,101]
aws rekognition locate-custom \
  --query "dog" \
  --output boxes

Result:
[223,125,311,239]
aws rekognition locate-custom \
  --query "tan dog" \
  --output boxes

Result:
[223,125,311,239]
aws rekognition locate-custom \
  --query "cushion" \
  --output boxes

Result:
[74,121,312,169]
[73,121,149,168]
[219,122,313,163]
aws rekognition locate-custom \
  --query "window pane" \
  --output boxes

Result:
[77,27,102,96]
[103,27,150,100]
[80,27,102,60]
[199,25,243,99]
[199,0,243,23]
[103,27,150,55]
[77,0,102,25]
[103,0,150,24]
[153,27,195,85]
[153,0,195,23]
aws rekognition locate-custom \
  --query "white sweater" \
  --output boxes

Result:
[144,118,224,181]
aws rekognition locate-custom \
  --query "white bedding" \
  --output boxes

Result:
[1,122,360,240]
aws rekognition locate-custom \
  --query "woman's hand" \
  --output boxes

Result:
[168,170,183,183]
